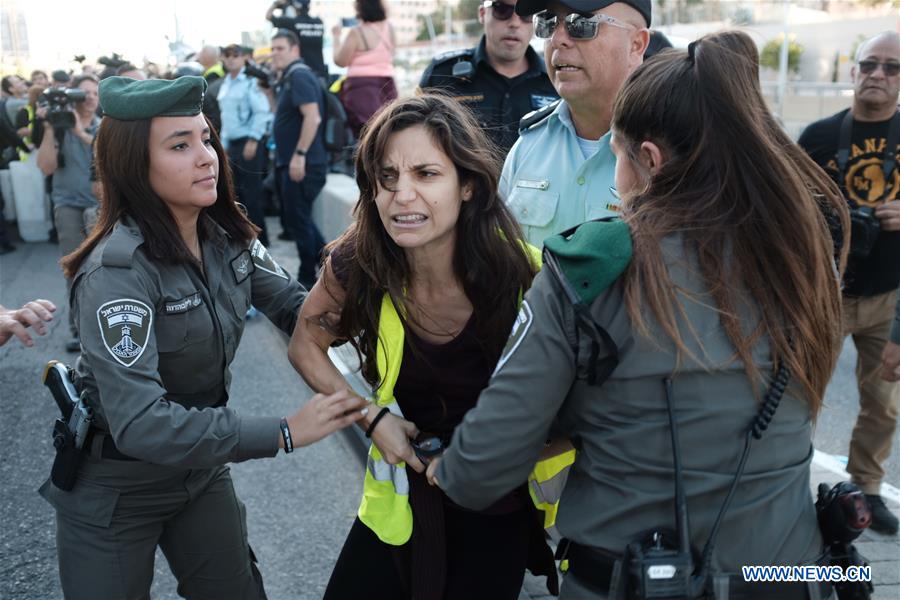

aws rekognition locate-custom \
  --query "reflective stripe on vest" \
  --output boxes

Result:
[357,241,574,545]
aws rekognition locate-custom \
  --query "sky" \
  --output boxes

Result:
[21,0,285,69]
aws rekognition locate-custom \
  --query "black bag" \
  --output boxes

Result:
[282,63,352,153]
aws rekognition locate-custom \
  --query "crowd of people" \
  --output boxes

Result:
[0,0,899,598]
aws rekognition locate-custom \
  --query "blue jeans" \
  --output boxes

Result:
[226,137,268,246]
[276,164,326,285]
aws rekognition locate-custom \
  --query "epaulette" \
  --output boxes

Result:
[421,48,475,85]
[432,47,474,64]
[543,217,632,305]
[519,98,561,133]
[100,223,143,268]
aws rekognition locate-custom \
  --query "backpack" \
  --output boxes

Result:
[282,62,352,153]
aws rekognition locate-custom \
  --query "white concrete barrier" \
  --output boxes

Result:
[313,173,360,242]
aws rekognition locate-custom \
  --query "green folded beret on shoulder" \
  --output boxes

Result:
[99,76,207,120]
[544,218,633,305]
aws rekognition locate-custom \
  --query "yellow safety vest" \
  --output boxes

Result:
[18,104,34,162]
[358,243,576,545]
[204,63,225,80]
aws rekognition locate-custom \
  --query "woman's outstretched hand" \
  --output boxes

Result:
[284,389,369,448]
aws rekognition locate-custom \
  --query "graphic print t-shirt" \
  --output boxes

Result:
[799,109,900,297]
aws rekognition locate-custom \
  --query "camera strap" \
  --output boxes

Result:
[837,109,900,204]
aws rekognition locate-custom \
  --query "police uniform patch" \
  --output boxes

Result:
[96,299,153,367]
[493,301,533,376]
[230,249,255,284]
[249,239,289,280]
[531,94,558,109]
[164,292,203,314]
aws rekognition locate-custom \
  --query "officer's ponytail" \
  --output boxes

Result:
[611,30,848,415]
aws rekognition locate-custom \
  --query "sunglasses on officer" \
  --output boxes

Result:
[534,10,635,40]
[482,0,518,21]
[858,60,900,77]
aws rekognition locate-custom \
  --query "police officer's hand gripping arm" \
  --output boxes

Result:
[427,270,579,506]
[76,258,366,467]
[288,257,428,473]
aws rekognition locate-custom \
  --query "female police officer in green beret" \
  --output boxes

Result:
[40,76,368,599]
[428,31,849,599]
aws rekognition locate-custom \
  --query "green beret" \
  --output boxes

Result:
[99,76,207,120]
[544,218,633,305]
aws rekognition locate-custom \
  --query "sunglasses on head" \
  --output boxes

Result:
[482,0,517,21]
[858,60,900,76]
[534,11,634,40]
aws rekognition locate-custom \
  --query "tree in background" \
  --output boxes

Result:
[761,34,804,75]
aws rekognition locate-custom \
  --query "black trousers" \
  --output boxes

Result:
[324,505,532,600]
[227,137,269,246]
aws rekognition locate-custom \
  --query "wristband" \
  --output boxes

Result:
[280,416,294,454]
[365,407,390,438]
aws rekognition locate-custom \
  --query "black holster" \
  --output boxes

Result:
[50,418,83,491]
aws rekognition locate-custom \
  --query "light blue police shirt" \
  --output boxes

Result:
[499,100,619,248]
[217,69,273,150]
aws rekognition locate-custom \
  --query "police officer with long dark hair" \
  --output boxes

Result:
[41,76,367,599]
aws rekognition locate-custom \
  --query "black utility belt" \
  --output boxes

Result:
[85,429,138,462]
[559,539,834,600]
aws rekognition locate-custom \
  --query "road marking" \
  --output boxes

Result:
[813,449,900,506]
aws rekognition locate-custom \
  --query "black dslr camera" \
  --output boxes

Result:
[243,60,274,89]
[40,87,87,130]
[847,206,880,260]
[815,482,874,600]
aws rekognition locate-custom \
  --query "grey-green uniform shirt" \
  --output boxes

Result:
[72,215,305,467]
[436,236,824,579]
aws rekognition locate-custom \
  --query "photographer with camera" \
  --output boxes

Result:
[219,43,273,246]
[266,0,328,81]
[36,74,101,354]
[799,31,900,536]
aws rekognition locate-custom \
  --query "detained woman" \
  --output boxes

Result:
[288,94,560,599]
[43,76,367,599]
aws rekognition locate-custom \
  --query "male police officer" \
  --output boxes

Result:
[501,0,649,247]
[799,31,900,535]
[418,0,558,154]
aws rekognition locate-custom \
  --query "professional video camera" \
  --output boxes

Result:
[98,52,127,69]
[243,60,274,89]
[40,87,87,130]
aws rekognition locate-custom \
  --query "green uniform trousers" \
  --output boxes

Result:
[39,454,265,600]
[843,289,900,495]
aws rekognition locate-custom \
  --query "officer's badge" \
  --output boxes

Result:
[249,239,289,280]
[96,299,153,367]
[231,249,254,284]
[164,292,203,314]
[493,301,533,376]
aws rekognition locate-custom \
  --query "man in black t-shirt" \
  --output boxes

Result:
[266,0,328,81]
[799,31,900,535]
[270,29,327,290]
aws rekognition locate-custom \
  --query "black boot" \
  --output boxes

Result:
[865,494,899,535]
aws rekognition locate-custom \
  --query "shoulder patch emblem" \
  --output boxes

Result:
[231,249,255,284]
[96,299,153,367]
[493,301,534,376]
[249,239,289,280]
